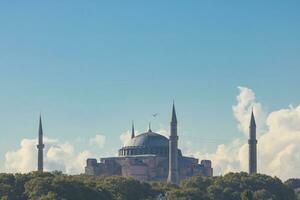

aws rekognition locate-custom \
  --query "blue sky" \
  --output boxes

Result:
[1,1,300,173]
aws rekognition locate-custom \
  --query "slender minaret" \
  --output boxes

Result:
[131,121,135,139]
[167,103,179,184]
[37,115,45,172]
[248,109,257,174]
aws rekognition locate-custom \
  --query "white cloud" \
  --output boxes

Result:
[232,86,266,136]
[258,106,300,179]
[185,139,247,176]
[4,137,93,174]
[120,131,131,146]
[156,128,170,138]
[5,138,39,173]
[89,134,106,148]
[187,86,300,180]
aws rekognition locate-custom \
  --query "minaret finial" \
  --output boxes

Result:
[148,122,152,132]
[131,120,135,138]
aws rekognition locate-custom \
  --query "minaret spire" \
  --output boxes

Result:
[37,115,45,172]
[131,121,135,139]
[250,108,256,128]
[248,109,257,174]
[167,102,179,184]
[172,101,177,123]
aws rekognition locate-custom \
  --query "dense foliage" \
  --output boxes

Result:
[0,172,298,200]
[285,179,300,200]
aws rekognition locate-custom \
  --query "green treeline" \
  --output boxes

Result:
[0,171,299,200]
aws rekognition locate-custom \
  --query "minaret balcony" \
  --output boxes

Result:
[37,144,45,149]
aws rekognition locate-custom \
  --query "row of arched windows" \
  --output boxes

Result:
[118,147,169,156]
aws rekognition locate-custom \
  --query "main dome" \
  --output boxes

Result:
[118,130,171,157]
[126,131,169,147]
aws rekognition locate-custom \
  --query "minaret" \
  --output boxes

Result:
[37,115,45,172]
[248,109,257,174]
[167,103,179,184]
[131,121,135,139]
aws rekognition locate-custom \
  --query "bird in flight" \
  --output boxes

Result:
[152,113,158,118]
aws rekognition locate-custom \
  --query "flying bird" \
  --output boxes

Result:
[152,113,158,118]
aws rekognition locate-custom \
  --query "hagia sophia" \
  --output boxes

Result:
[84,104,213,184]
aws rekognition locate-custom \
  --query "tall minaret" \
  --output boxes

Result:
[37,115,45,172]
[167,103,179,184]
[131,121,135,139]
[248,109,257,174]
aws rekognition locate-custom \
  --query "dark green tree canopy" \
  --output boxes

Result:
[0,172,297,200]
[285,179,300,190]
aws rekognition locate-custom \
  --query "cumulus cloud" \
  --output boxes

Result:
[187,86,300,180]
[89,134,106,148]
[5,137,93,174]
[120,131,132,146]
[259,106,300,179]
[232,86,266,136]
[183,139,247,176]
[156,128,170,138]
[5,138,39,173]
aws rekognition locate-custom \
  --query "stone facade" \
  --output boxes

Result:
[85,154,212,182]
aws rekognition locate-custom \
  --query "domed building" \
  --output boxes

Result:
[118,128,178,157]
[85,104,213,183]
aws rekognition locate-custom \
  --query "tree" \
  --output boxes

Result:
[24,177,53,200]
[241,190,253,200]
[253,189,274,200]
[294,188,300,200]
[167,188,208,200]
[95,176,157,200]
[0,172,297,200]
[0,174,16,199]
[285,179,300,190]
